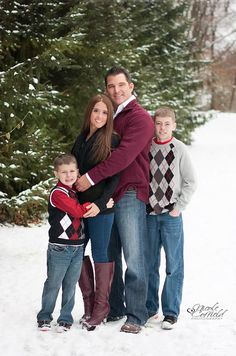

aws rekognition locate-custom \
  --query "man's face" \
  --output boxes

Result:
[106,73,134,107]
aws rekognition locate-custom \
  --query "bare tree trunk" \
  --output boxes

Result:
[229,75,236,111]
[209,0,217,109]
[189,0,235,111]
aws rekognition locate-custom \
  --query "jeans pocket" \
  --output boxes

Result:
[49,244,67,253]
[168,212,181,219]
[168,214,178,218]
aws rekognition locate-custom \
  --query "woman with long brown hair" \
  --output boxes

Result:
[71,93,119,331]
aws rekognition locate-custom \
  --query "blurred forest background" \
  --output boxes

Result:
[0,0,236,224]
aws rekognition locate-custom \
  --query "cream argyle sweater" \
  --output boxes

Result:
[148,136,197,215]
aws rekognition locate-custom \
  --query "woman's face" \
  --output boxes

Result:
[90,101,108,133]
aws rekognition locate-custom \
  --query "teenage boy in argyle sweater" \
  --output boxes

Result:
[146,107,197,330]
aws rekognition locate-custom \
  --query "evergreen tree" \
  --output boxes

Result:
[46,0,134,129]
[0,0,205,224]
[0,0,77,197]
[48,0,205,143]
[122,0,204,143]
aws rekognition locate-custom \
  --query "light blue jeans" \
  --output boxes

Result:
[108,190,148,326]
[37,243,83,325]
[146,213,184,318]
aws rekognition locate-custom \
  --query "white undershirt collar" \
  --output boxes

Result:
[113,94,136,118]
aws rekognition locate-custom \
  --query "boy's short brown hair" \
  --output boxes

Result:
[53,154,77,171]
[154,107,176,122]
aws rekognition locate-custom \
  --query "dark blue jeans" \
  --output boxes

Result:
[84,213,114,262]
[108,191,148,326]
[146,213,184,318]
[37,243,84,324]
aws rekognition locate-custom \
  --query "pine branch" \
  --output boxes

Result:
[0,112,31,139]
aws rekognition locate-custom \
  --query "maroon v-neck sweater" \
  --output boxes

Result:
[88,99,154,203]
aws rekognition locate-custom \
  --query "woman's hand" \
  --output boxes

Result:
[83,203,100,218]
[106,198,114,209]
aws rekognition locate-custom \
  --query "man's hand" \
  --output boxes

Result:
[83,203,100,218]
[75,174,91,192]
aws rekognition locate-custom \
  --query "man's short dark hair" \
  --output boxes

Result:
[105,66,132,86]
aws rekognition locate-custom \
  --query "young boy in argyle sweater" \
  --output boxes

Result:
[146,107,197,330]
[37,154,91,333]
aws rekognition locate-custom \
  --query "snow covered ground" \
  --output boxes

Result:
[0,112,236,356]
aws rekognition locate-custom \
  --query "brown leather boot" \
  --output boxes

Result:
[79,256,95,323]
[83,261,114,331]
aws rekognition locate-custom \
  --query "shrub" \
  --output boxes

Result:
[0,178,55,226]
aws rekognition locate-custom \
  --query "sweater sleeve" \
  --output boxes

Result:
[88,111,154,184]
[51,189,90,218]
[174,145,197,212]
[93,134,120,212]
[93,174,120,212]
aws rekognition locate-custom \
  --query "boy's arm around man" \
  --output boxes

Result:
[51,188,90,218]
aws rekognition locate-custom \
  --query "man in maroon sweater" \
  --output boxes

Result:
[76,67,154,333]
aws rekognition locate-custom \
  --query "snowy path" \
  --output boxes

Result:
[0,112,236,356]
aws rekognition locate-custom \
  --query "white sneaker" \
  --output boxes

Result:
[38,320,51,331]
[145,314,159,328]
[148,313,159,321]
[56,322,71,333]
[161,316,177,330]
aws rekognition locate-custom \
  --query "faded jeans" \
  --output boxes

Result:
[146,213,184,318]
[37,243,83,324]
[108,190,149,326]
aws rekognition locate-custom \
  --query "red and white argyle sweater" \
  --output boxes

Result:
[147,136,197,215]
[48,181,90,245]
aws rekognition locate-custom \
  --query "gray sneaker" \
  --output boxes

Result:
[162,315,177,330]
[57,322,71,333]
[37,320,51,331]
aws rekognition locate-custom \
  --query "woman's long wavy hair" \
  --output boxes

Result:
[81,94,114,164]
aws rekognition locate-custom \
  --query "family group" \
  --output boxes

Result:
[37,66,197,334]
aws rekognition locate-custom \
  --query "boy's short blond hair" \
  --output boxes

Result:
[53,154,77,171]
[154,107,176,122]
